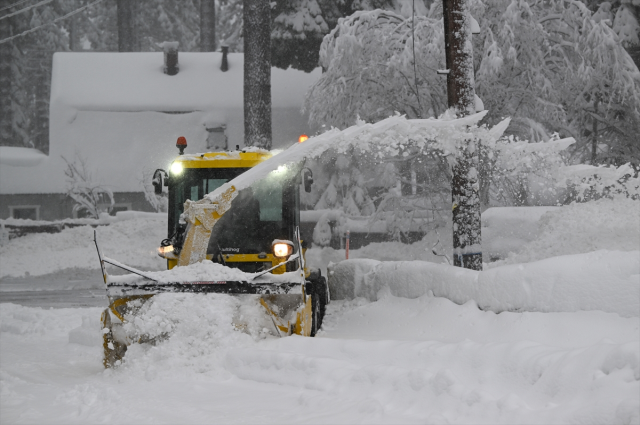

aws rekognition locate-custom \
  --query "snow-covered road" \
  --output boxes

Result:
[1,292,638,424]
[1,198,638,424]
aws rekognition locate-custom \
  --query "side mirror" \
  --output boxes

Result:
[152,169,168,195]
[302,168,313,193]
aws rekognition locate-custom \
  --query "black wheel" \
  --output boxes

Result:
[310,291,320,337]
[315,276,328,329]
[306,276,327,336]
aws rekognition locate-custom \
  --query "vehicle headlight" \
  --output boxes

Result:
[273,241,293,258]
[170,162,183,175]
[157,245,174,257]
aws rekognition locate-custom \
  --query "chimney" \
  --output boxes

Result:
[220,45,229,72]
[163,41,179,76]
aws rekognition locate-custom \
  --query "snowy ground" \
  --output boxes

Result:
[1,199,639,424]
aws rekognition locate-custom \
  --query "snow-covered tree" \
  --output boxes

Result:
[306,1,640,167]
[62,153,114,219]
[590,0,640,66]
[310,148,376,216]
[305,9,447,125]
[271,0,432,72]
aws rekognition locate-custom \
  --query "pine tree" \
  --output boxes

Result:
[117,0,137,52]
[200,0,216,51]
[243,0,272,149]
[0,12,13,145]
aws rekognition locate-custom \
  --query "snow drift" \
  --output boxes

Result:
[328,250,640,318]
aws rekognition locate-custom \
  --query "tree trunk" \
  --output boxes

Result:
[69,15,77,51]
[34,52,50,154]
[591,94,599,165]
[243,0,272,149]
[443,0,476,115]
[117,0,136,52]
[200,0,216,52]
[443,0,482,270]
[0,14,13,145]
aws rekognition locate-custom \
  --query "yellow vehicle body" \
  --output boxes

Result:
[98,149,328,368]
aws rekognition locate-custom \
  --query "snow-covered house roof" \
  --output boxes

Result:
[51,52,314,112]
[0,52,321,196]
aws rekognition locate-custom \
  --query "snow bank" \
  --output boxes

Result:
[491,198,640,266]
[227,295,639,425]
[0,210,165,227]
[0,216,166,279]
[1,292,638,423]
[328,250,640,317]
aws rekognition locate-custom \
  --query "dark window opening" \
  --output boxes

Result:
[11,207,38,220]
[207,169,300,258]
[168,168,249,236]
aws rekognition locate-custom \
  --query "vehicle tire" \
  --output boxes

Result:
[310,290,320,337]
[315,276,328,329]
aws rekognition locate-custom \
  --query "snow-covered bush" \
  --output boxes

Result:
[306,1,640,166]
[62,153,114,219]
[479,135,576,206]
[307,148,376,216]
[560,163,640,202]
[312,210,347,247]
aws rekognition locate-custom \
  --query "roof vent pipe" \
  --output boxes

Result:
[221,45,229,72]
[163,41,179,76]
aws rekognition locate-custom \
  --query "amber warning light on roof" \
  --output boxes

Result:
[298,134,309,143]
[176,136,187,154]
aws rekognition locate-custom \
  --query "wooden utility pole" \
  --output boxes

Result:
[243,0,272,149]
[442,0,483,270]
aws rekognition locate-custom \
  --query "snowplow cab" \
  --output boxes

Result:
[97,149,328,368]
[161,150,272,270]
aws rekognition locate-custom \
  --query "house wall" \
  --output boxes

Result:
[0,192,155,221]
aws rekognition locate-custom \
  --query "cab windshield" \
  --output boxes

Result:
[168,167,249,235]
[207,168,300,258]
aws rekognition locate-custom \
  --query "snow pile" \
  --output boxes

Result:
[112,294,272,379]
[68,314,104,347]
[227,295,639,425]
[492,198,640,266]
[0,303,95,337]
[0,216,167,279]
[1,289,638,423]
[328,250,640,317]
[109,261,252,284]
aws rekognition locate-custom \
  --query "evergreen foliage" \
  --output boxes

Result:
[305,1,640,168]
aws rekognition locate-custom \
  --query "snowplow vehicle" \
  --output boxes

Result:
[95,140,328,368]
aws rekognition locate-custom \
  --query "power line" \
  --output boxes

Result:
[0,0,54,21]
[0,0,32,13]
[0,0,106,45]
